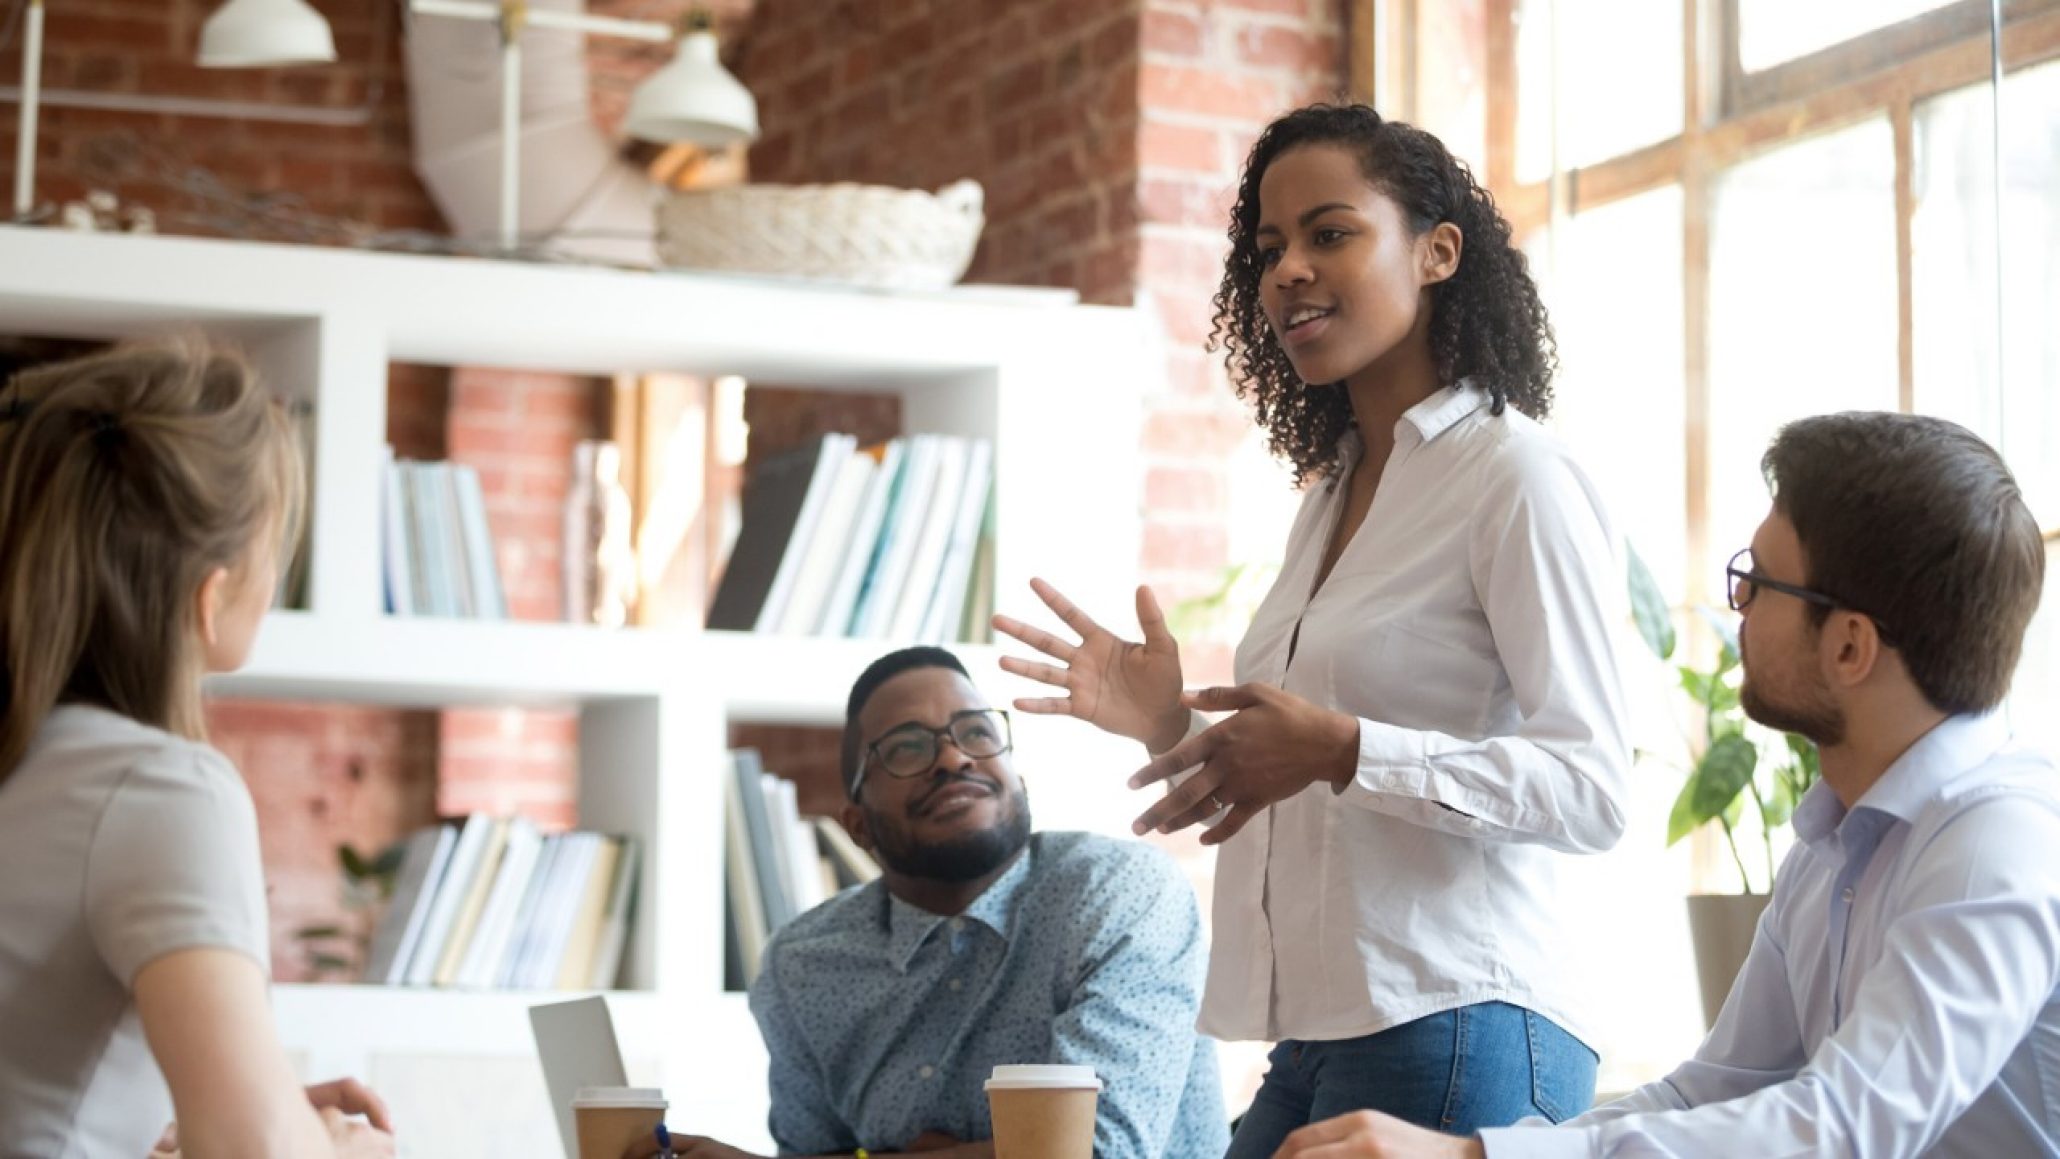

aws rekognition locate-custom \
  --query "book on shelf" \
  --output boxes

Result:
[431,817,512,986]
[813,815,882,889]
[774,448,878,636]
[706,437,833,631]
[817,439,906,636]
[729,749,794,931]
[402,813,498,987]
[711,431,995,641]
[367,816,639,992]
[724,769,768,989]
[452,817,542,989]
[362,824,456,986]
[722,749,882,989]
[753,433,857,633]
[922,439,995,643]
[381,451,509,621]
[886,436,971,640]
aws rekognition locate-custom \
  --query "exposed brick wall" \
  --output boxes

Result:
[440,367,609,834]
[445,367,609,624]
[0,0,439,235]
[204,700,440,983]
[729,0,1145,304]
[1134,0,1346,685]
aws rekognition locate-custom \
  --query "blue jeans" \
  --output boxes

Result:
[1222,1003,1597,1158]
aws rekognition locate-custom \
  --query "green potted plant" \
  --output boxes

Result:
[1628,548,1819,1026]
[294,841,406,982]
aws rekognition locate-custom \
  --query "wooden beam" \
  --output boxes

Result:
[1491,7,2060,222]
[1706,7,2060,161]
[1893,100,1916,415]
[1483,0,1519,197]
[1683,0,1712,613]
[1724,0,2059,117]
[1350,0,1378,106]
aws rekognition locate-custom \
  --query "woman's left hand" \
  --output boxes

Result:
[1128,684,1359,843]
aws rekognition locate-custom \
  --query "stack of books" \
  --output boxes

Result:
[724,748,880,989]
[380,446,509,620]
[706,433,995,642]
[360,815,640,992]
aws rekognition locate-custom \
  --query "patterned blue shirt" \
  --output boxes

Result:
[748,831,1227,1158]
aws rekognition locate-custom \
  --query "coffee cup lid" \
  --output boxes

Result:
[573,1086,668,1109]
[984,1064,1102,1091]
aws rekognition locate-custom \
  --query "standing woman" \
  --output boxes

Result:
[994,103,1630,1155]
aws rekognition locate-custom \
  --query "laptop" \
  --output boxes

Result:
[530,996,631,1159]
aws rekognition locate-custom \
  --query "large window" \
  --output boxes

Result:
[1363,0,2060,1088]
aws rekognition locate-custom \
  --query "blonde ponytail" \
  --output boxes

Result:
[0,337,304,780]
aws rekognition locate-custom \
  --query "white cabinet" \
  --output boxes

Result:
[0,225,1153,1157]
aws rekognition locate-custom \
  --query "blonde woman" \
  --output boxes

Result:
[0,341,394,1158]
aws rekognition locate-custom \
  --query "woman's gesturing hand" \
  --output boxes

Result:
[1128,684,1360,844]
[993,580,1190,753]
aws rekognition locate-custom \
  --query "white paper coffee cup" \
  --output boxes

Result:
[985,1066,1100,1159]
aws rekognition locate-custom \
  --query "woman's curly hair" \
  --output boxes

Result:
[1209,103,1558,486]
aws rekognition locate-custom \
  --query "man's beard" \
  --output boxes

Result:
[864,780,1033,884]
[1740,641,1845,747]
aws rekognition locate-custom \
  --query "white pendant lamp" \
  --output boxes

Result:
[198,0,339,69]
[623,27,760,148]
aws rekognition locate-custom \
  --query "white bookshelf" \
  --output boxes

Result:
[0,226,1154,1158]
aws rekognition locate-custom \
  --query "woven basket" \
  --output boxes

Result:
[655,180,985,290]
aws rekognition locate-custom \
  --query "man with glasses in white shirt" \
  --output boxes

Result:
[1272,410,2057,1158]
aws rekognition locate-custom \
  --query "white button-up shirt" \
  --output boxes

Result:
[1197,382,1631,1044]
[1483,712,2060,1157]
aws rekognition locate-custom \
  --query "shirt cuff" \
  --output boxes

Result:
[1478,1125,1595,1159]
[1332,717,1424,799]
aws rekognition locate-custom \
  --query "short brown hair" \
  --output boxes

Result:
[0,337,305,779]
[1763,411,2043,714]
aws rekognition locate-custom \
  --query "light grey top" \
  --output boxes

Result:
[0,705,270,1159]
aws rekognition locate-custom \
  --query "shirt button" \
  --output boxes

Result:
[949,918,965,933]
[1841,887,1855,903]
[949,978,963,992]
[919,1065,935,1079]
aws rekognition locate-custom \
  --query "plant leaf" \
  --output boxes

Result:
[1665,776,1702,846]
[1627,545,1676,660]
[1697,605,1742,668]
[371,843,407,878]
[1667,731,1759,845]
[338,844,370,879]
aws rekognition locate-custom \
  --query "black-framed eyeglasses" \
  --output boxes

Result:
[1726,548,1894,643]
[850,709,1013,796]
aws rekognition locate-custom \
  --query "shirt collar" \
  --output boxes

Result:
[1329,380,1485,479]
[882,845,1034,973]
[1792,712,2013,845]
[1853,711,2013,822]
[1399,379,1487,443]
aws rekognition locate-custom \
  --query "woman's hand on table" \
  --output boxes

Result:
[321,1106,395,1158]
[994,580,1191,754]
[1128,684,1359,843]
[1272,1110,1485,1159]
[305,1077,394,1133]
[147,1078,394,1158]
